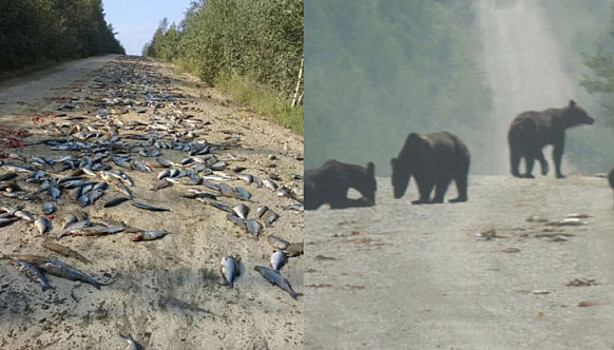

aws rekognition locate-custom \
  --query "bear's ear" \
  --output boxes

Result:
[367,162,375,176]
[569,100,576,108]
[407,133,421,142]
[390,158,397,167]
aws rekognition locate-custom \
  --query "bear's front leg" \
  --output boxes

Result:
[412,179,433,205]
[553,141,565,178]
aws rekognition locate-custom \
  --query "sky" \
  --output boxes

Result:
[102,0,194,55]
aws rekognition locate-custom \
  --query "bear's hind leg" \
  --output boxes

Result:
[432,177,451,203]
[522,154,536,178]
[450,172,468,203]
[536,150,549,176]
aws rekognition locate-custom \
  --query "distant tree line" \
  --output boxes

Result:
[143,0,304,99]
[0,0,124,73]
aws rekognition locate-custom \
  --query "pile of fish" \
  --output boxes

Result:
[0,57,303,301]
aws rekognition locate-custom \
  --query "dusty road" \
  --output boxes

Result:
[306,175,614,349]
[0,55,304,349]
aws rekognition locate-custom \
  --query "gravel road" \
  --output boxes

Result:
[0,55,304,349]
[306,175,614,349]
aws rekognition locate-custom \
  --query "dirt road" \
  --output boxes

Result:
[306,175,614,349]
[0,55,304,349]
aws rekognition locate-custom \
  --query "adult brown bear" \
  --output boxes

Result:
[391,131,470,204]
[508,100,594,179]
[609,167,614,210]
[305,160,376,210]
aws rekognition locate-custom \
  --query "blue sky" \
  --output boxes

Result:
[102,0,194,55]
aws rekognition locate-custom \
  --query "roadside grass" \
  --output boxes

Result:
[215,73,303,135]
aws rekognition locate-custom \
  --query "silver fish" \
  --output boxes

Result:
[35,217,52,235]
[256,206,269,218]
[131,230,168,241]
[120,333,138,350]
[263,178,278,191]
[14,209,35,223]
[39,258,103,289]
[246,219,263,240]
[235,186,251,200]
[270,250,288,271]
[267,235,290,250]
[132,202,171,212]
[103,197,130,208]
[226,214,247,230]
[233,204,250,219]
[254,266,300,299]
[264,210,279,227]
[220,256,238,288]
[43,202,56,215]
[11,259,54,291]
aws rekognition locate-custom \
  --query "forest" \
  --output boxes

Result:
[144,0,304,134]
[0,0,124,73]
[306,0,614,176]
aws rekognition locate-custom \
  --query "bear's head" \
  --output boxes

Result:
[391,133,429,199]
[563,100,594,127]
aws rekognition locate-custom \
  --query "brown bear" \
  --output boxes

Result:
[609,167,614,210]
[305,159,376,210]
[508,100,594,179]
[391,131,470,204]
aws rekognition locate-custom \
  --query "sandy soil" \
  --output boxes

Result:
[0,55,303,349]
[306,175,614,349]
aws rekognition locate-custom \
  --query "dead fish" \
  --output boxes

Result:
[210,201,233,213]
[246,219,263,240]
[202,179,220,191]
[61,214,78,230]
[285,241,304,257]
[131,160,151,172]
[88,188,105,203]
[35,217,52,235]
[103,197,130,208]
[11,259,54,291]
[233,204,250,219]
[210,161,227,171]
[254,266,300,299]
[220,256,238,288]
[155,157,171,167]
[565,213,592,219]
[218,183,235,196]
[0,172,18,182]
[231,166,246,173]
[151,178,172,191]
[267,235,290,250]
[115,182,133,198]
[226,214,247,230]
[257,206,269,218]
[119,333,139,350]
[282,203,304,212]
[67,224,126,236]
[13,209,35,223]
[270,250,288,271]
[234,186,251,200]
[49,186,61,200]
[43,202,56,215]
[42,238,91,264]
[57,219,91,239]
[131,230,169,241]
[78,194,91,207]
[0,217,19,227]
[132,202,171,212]
[237,173,253,184]
[550,218,588,226]
[39,257,103,289]
[263,178,278,191]
[264,210,279,227]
